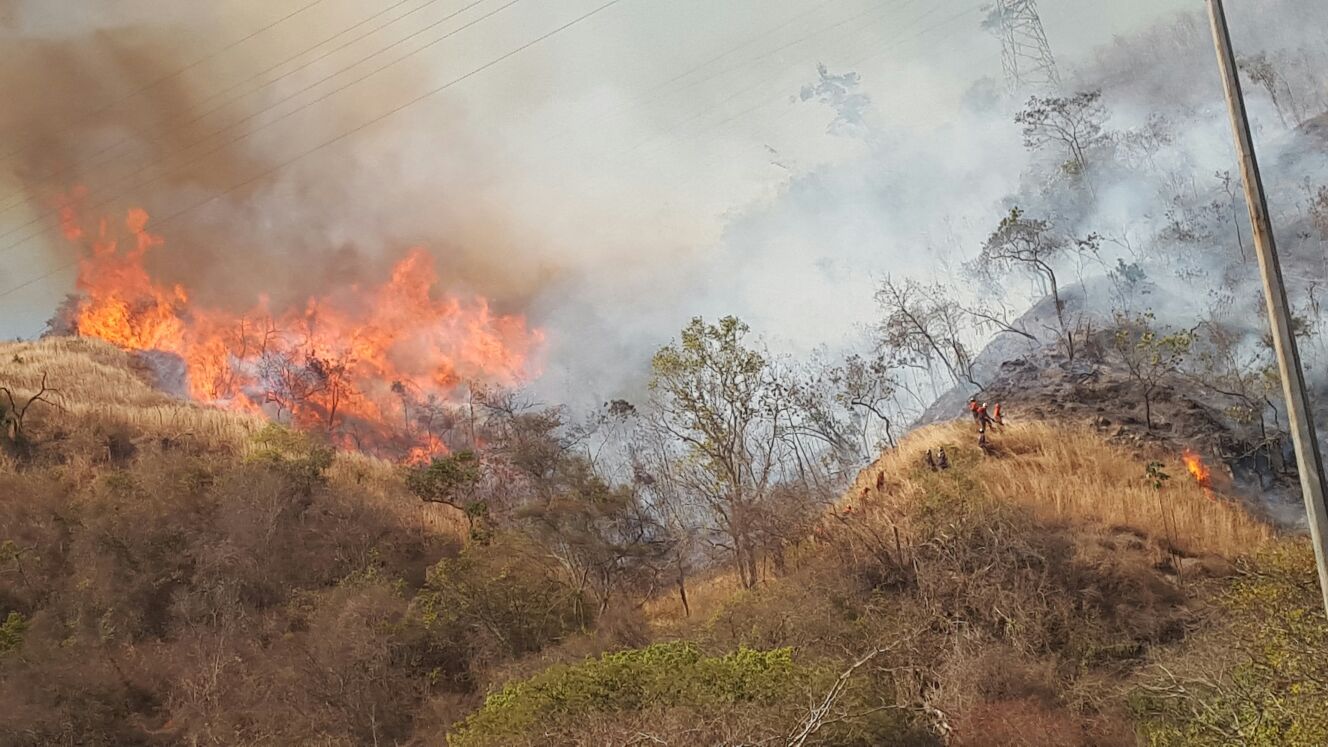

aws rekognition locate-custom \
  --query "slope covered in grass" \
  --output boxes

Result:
[459,422,1290,746]
[2,337,1319,745]
[0,336,263,459]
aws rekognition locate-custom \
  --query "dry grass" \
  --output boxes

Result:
[329,450,470,537]
[850,420,1272,559]
[647,419,1275,631]
[0,336,471,542]
[0,336,263,452]
[642,568,748,629]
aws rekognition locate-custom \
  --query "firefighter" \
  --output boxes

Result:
[937,447,950,470]
[925,449,937,471]
[992,402,1005,428]
[967,396,982,429]
[975,401,995,448]
[972,401,993,430]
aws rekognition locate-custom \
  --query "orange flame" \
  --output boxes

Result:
[1182,449,1212,490]
[64,201,542,460]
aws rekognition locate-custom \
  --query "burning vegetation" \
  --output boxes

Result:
[56,200,541,460]
[1182,448,1214,491]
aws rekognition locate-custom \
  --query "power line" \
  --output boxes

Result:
[559,0,849,137]
[619,0,920,158]
[658,0,911,116]
[508,0,859,163]
[0,0,435,211]
[0,0,513,255]
[0,0,496,226]
[0,0,333,164]
[0,0,627,302]
[627,0,980,161]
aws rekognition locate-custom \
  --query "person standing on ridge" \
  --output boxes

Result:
[970,400,994,432]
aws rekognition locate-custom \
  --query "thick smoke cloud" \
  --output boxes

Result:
[2,0,1326,412]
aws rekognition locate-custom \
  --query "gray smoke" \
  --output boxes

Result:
[1,0,1325,414]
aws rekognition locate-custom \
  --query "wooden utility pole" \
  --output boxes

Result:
[1207,0,1328,615]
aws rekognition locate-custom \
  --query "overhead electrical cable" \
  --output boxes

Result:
[0,0,496,222]
[0,0,333,163]
[0,0,517,253]
[0,0,627,301]
[0,0,436,210]
[627,0,983,160]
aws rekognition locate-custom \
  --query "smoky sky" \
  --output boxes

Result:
[1,0,1322,408]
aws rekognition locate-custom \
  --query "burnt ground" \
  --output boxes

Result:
[919,338,1312,530]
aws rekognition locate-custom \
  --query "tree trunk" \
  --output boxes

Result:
[676,564,690,618]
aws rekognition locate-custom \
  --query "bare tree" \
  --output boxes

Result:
[0,372,62,455]
[1117,113,1174,174]
[647,316,791,589]
[875,278,978,388]
[974,208,1099,362]
[961,298,1038,343]
[1216,170,1248,262]
[1015,89,1110,177]
[517,457,672,616]
[629,424,702,617]
[1238,53,1300,127]
[1110,312,1194,431]
[831,352,904,452]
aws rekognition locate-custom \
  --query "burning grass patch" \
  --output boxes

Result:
[849,420,1272,561]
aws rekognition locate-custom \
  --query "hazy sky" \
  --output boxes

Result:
[0,0,1206,399]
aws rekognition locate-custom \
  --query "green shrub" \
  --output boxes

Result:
[1133,542,1328,746]
[0,611,26,654]
[449,642,807,746]
[246,424,333,494]
[412,535,587,680]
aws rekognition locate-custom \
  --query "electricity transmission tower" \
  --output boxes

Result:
[990,0,1061,94]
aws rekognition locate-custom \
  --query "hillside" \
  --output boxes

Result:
[4,336,1325,745]
[914,306,1317,531]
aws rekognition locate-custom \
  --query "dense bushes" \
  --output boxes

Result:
[451,642,928,746]
[1133,542,1328,746]
[413,535,590,685]
[4,397,1323,745]
[0,424,522,745]
[451,643,802,745]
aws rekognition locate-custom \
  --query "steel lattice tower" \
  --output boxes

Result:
[993,0,1061,93]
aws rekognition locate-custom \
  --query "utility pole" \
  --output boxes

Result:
[1207,0,1328,615]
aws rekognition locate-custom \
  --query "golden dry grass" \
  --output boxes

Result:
[850,420,1273,559]
[1,336,471,539]
[641,568,747,627]
[0,336,263,452]
[649,420,1275,630]
[329,450,471,537]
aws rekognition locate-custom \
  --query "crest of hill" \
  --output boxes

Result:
[843,420,1271,562]
[0,336,412,501]
[0,336,262,455]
